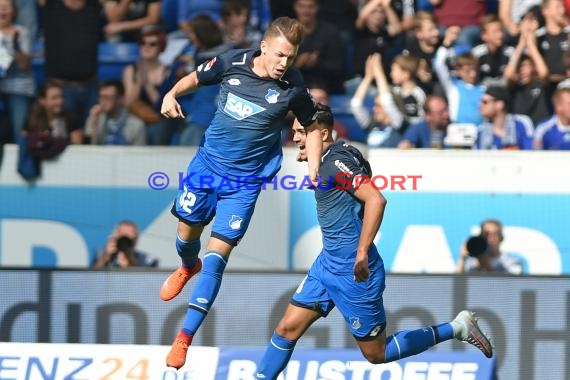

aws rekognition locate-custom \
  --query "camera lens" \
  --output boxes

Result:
[466,236,487,257]
[116,236,134,252]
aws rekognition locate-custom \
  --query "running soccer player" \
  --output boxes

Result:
[159,17,322,369]
[255,106,494,379]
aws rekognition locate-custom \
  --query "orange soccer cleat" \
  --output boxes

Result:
[160,259,202,301]
[166,331,193,369]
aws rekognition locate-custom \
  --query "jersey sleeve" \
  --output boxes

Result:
[323,147,372,195]
[195,53,228,86]
[290,86,318,127]
[516,115,534,150]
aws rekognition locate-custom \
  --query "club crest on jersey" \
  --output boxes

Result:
[224,92,266,120]
[229,215,243,230]
[265,89,280,104]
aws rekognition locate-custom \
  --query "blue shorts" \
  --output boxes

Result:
[291,252,387,340]
[171,155,262,246]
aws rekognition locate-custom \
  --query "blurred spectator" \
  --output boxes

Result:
[499,0,542,40]
[103,0,161,42]
[269,0,294,19]
[433,26,485,125]
[386,53,426,126]
[15,0,38,46]
[430,0,487,48]
[352,0,402,79]
[403,11,441,94]
[22,81,83,155]
[86,80,146,145]
[398,95,449,149]
[308,82,349,140]
[39,0,101,126]
[390,0,415,31]
[219,0,261,49]
[350,53,403,147]
[175,14,231,145]
[537,0,570,84]
[317,0,358,46]
[178,0,270,37]
[504,23,551,126]
[472,15,514,86]
[123,25,173,145]
[93,220,158,268]
[476,86,534,150]
[293,0,346,94]
[534,87,570,150]
[178,0,222,34]
[456,219,523,274]
[556,51,570,89]
[0,0,35,143]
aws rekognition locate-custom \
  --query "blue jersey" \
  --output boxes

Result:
[476,114,534,150]
[315,141,380,274]
[194,48,316,180]
[534,116,570,150]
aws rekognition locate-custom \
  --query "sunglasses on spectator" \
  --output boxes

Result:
[140,40,160,47]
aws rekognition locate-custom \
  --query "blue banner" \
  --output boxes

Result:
[216,348,497,380]
[290,191,568,275]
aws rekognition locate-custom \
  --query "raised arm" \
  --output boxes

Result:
[355,0,383,30]
[371,53,404,128]
[381,0,403,36]
[350,55,376,128]
[304,121,323,186]
[524,30,549,82]
[503,33,526,83]
[433,26,461,94]
[104,0,132,22]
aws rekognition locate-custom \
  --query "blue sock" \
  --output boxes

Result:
[384,323,454,362]
[182,251,227,335]
[256,333,296,379]
[176,234,200,268]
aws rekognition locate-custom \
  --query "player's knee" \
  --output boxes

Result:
[362,350,385,364]
[274,318,301,340]
[275,320,293,337]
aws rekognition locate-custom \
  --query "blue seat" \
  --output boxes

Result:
[98,42,139,81]
[98,42,139,63]
[161,0,180,32]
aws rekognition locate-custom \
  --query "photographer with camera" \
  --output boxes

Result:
[456,219,523,274]
[93,220,158,268]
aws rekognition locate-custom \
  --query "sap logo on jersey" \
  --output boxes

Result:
[224,92,266,120]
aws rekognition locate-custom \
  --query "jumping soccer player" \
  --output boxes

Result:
[255,106,494,379]
[159,17,322,369]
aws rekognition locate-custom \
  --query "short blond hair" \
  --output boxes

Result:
[263,17,305,46]
[413,11,438,31]
[480,14,502,31]
[456,53,479,69]
[393,54,419,75]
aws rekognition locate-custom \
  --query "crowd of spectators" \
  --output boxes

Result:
[1,0,570,155]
